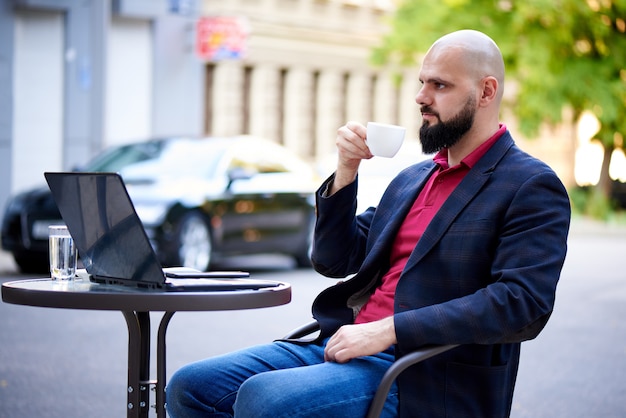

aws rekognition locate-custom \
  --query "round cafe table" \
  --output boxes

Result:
[1,271,291,418]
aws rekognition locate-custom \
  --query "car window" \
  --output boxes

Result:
[84,141,166,172]
[119,140,227,180]
[229,148,289,174]
[227,140,312,176]
[157,141,225,178]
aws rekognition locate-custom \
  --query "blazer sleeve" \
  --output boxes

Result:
[311,173,375,278]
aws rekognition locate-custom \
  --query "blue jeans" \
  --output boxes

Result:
[166,339,398,418]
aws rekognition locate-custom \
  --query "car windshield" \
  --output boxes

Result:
[83,141,167,172]
[81,139,228,181]
[150,140,227,178]
[119,139,228,181]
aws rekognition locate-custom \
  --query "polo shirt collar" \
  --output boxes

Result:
[433,124,507,170]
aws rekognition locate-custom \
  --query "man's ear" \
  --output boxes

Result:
[479,76,498,105]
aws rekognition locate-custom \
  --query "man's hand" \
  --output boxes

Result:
[324,317,397,363]
[329,122,373,195]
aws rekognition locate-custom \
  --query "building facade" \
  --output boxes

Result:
[0,0,573,215]
[199,0,420,160]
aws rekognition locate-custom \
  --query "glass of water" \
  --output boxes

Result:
[49,225,77,280]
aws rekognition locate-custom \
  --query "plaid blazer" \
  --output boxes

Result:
[311,131,571,418]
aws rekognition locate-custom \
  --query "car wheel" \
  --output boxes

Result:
[175,211,213,272]
[294,214,314,268]
[13,251,49,274]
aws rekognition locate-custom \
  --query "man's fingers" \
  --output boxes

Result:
[324,345,351,363]
[324,327,354,363]
[337,123,371,158]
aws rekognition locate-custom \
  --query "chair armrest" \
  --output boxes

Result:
[366,344,459,418]
[282,320,320,339]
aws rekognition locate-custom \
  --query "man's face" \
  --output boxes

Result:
[416,46,479,154]
[419,95,476,154]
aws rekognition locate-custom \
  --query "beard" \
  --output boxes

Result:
[419,96,476,154]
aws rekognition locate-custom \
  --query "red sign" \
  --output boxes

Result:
[196,17,249,61]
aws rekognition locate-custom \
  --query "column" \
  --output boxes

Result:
[398,69,420,142]
[211,60,244,136]
[315,70,344,159]
[283,67,314,158]
[372,69,396,124]
[345,71,371,123]
[249,64,281,142]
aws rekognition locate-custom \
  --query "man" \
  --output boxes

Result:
[166,30,570,418]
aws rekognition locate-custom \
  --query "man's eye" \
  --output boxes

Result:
[435,83,445,89]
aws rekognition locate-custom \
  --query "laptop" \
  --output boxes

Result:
[44,172,281,292]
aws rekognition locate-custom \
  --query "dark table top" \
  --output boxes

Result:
[1,273,291,312]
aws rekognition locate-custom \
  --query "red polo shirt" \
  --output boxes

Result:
[354,125,506,324]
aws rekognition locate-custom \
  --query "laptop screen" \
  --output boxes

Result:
[45,172,165,286]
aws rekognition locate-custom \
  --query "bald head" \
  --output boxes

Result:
[427,30,505,101]
[416,30,505,159]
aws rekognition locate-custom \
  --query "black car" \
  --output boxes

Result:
[1,136,317,273]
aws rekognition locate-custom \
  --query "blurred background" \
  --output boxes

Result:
[1,1,626,417]
[0,0,625,220]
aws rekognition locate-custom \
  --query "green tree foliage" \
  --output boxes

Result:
[373,0,626,194]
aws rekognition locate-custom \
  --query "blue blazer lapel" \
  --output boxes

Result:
[404,133,515,269]
[362,163,437,266]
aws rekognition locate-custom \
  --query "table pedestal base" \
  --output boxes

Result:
[1,278,291,417]
[122,311,175,418]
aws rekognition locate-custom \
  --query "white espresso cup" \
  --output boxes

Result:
[365,122,406,158]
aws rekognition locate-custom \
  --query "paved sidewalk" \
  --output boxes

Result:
[1,216,625,417]
[568,216,626,236]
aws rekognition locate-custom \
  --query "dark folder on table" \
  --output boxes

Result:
[44,172,280,292]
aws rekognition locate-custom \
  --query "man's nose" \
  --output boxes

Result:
[415,86,429,106]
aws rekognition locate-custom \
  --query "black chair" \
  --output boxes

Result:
[283,321,458,418]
